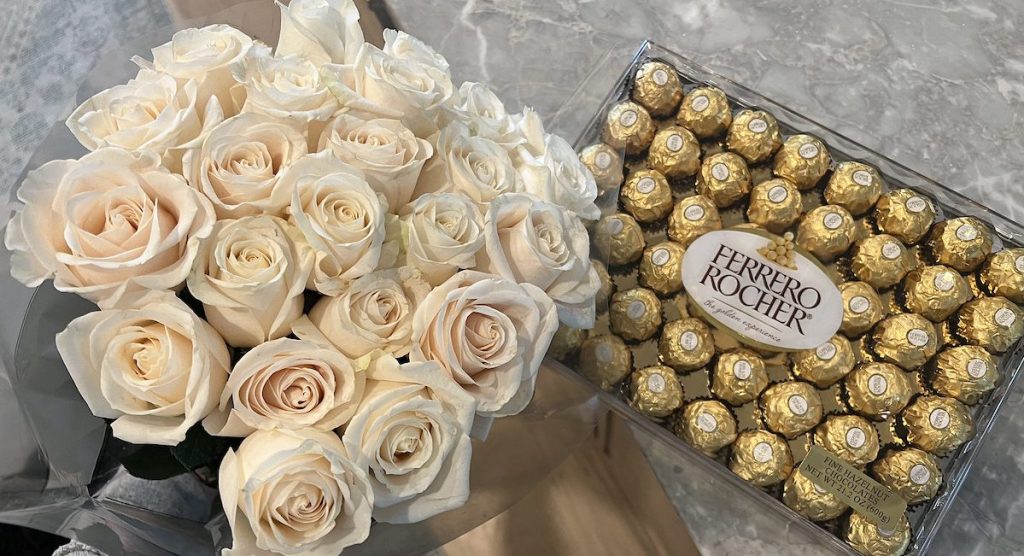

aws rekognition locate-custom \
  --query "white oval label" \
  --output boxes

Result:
[681,229,844,351]
[619,110,638,127]
[651,247,671,266]
[604,218,624,235]
[667,134,684,152]
[907,328,930,347]
[849,295,871,314]
[905,196,928,213]
[636,177,656,194]
[910,464,931,485]
[816,341,837,361]
[596,344,614,363]
[930,408,951,430]
[748,118,768,133]
[732,360,752,380]
[626,300,647,320]
[647,373,666,393]
[798,142,820,159]
[788,395,809,416]
[768,185,789,203]
[711,162,730,181]
[956,223,979,241]
[995,307,1016,327]
[846,427,866,449]
[696,412,718,433]
[1016,255,1024,273]
[967,358,988,379]
[680,330,699,351]
[653,68,669,85]
[595,151,612,169]
[752,441,774,462]
[852,169,873,186]
[823,212,844,230]
[933,271,956,292]
[881,241,902,260]
[691,95,710,112]
[868,374,889,396]
[684,204,706,221]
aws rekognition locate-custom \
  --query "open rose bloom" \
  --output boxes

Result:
[1,0,600,553]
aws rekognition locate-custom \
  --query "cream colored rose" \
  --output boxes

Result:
[284,153,399,295]
[317,114,432,211]
[182,112,307,219]
[443,81,524,149]
[277,0,363,66]
[204,337,363,437]
[140,24,252,115]
[516,133,600,220]
[343,352,475,524]
[479,193,599,328]
[401,193,485,285]
[323,42,453,136]
[4,148,215,307]
[293,267,430,359]
[54,291,230,446]
[410,270,558,417]
[66,69,223,171]
[510,107,546,160]
[232,44,340,124]
[187,215,312,348]
[413,123,522,208]
[220,428,373,556]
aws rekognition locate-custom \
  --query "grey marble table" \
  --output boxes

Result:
[383,1,1024,554]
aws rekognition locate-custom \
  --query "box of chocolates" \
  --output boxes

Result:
[553,41,1024,555]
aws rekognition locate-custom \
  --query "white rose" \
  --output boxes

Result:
[343,352,475,524]
[381,29,450,73]
[479,193,599,328]
[323,42,453,136]
[410,270,558,417]
[204,337,364,437]
[277,0,363,66]
[515,133,600,220]
[220,428,373,556]
[293,267,430,358]
[54,291,230,446]
[187,215,312,348]
[511,107,546,159]
[442,81,524,149]
[182,112,307,219]
[401,193,485,285]
[413,123,522,208]
[4,148,215,308]
[140,24,253,116]
[284,153,399,295]
[66,69,223,171]
[232,44,340,124]
[317,114,432,211]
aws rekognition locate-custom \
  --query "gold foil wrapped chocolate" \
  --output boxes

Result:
[729,429,794,487]
[900,265,971,322]
[874,189,936,245]
[901,395,974,454]
[726,109,783,164]
[676,86,732,138]
[954,296,1024,353]
[792,335,856,388]
[609,287,663,342]
[824,161,884,216]
[932,345,999,405]
[592,259,613,310]
[621,169,673,223]
[578,143,624,193]
[629,365,684,419]
[773,134,830,190]
[783,470,849,522]
[871,313,938,370]
[631,60,683,117]
[872,447,942,505]
[639,240,686,295]
[668,195,722,247]
[814,414,880,466]
[851,234,915,290]
[979,248,1024,303]
[594,214,645,266]
[548,325,587,360]
[797,205,856,262]
[603,100,656,155]
[845,512,911,556]
[647,126,701,177]
[675,400,738,455]
[579,335,632,390]
[711,349,769,406]
[761,381,824,439]
[659,318,715,371]
[747,178,803,233]
[839,281,885,337]
[845,362,914,420]
[927,217,993,272]
[696,151,751,208]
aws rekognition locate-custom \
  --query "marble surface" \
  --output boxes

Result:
[384,1,1024,554]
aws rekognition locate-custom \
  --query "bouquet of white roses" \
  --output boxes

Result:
[2,1,601,553]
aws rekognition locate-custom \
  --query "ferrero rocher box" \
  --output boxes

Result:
[555,41,1024,556]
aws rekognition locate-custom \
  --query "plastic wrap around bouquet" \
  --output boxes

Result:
[0,1,605,554]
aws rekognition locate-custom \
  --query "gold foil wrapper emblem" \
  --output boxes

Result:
[825,161,884,216]
[792,335,856,388]
[578,143,624,193]
[659,318,715,371]
[711,349,769,406]
[746,178,803,234]
[639,240,686,295]
[900,395,974,454]
[593,214,645,266]
[874,189,936,245]
[783,470,849,522]
[871,313,938,370]
[872,447,941,505]
[954,296,1024,353]
[761,381,824,439]
[609,287,663,342]
[696,151,751,208]
[602,100,656,155]
[845,362,913,420]
[729,430,794,487]
[676,86,732,138]
[796,205,856,262]
[668,195,722,247]
[631,60,683,117]
[647,126,701,177]
[932,345,999,405]
[675,400,738,455]
[726,109,783,163]
[979,248,1024,303]
[621,169,673,223]
[773,134,831,190]
[850,234,914,290]
[927,216,993,272]
[844,512,911,556]
[839,281,885,337]
[814,414,881,466]
[579,335,632,390]
[628,365,684,419]
[900,265,971,322]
